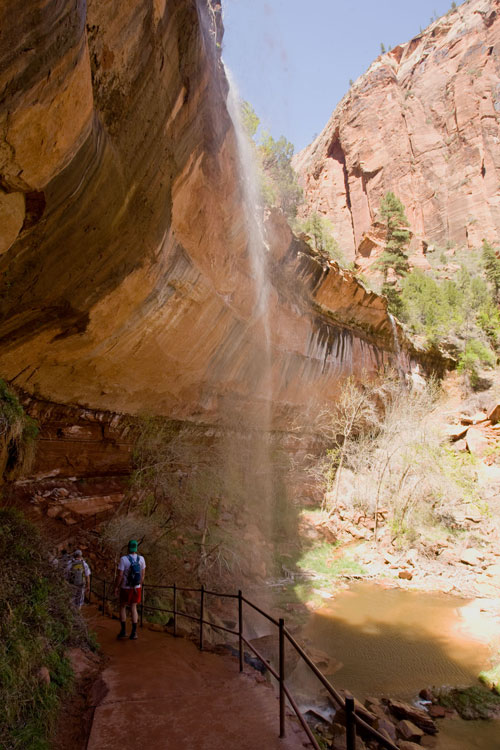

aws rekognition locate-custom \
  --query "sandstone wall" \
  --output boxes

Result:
[0,0,411,437]
[294,0,500,263]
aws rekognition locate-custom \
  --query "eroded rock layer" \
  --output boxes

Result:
[0,0,411,436]
[294,0,500,262]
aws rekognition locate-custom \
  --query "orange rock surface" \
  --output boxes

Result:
[0,0,416,431]
[294,0,500,263]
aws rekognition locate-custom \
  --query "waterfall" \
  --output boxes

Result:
[225,70,271,362]
[388,313,405,381]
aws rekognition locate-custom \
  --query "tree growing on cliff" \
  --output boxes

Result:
[295,212,346,265]
[377,192,411,280]
[482,239,500,299]
[238,99,303,220]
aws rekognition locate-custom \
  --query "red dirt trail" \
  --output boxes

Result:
[86,608,310,750]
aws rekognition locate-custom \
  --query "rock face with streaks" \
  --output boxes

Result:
[0,0,418,467]
[294,0,500,265]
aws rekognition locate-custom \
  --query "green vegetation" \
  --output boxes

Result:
[479,662,500,695]
[380,43,386,54]
[239,100,303,220]
[294,212,346,265]
[436,685,500,719]
[0,379,38,480]
[0,509,92,749]
[296,542,365,588]
[395,249,500,388]
[376,192,411,288]
[482,239,500,298]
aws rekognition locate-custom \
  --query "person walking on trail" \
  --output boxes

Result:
[114,539,146,641]
[65,549,91,608]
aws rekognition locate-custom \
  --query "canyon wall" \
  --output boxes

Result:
[294,0,500,264]
[0,0,410,439]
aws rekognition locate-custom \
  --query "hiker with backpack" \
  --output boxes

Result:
[114,539,146,641]
[65,549,91,608]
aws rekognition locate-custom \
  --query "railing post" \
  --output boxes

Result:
[238,590,243,673]
[345,694,356,750]
[173,583,177,637]
[199,584,205,651]
[279,617,285,739]
[140,584,144,628]
[102,580,106,616]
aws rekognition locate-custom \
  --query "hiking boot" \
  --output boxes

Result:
[129,624,138,640]
[117,623,127,640]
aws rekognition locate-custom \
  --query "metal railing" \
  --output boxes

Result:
[90,575,398,750]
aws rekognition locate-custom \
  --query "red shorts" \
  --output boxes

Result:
[119,587,142,606]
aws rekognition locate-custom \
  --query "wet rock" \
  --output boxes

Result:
[397,719,424,742]
[386,699,438,734]
[419,688,433,701]
[374,716,397,741]
[428,705,446,718]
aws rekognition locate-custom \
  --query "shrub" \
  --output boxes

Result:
[0,379,38,481]
[0,509,92,749]
[315,377,483,547]
[238,99,303,221]
[295,212,346,265]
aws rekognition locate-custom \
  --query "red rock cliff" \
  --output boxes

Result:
[294,0,500,262]
[0,0,415,440]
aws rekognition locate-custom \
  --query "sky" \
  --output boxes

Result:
[222,0,458,152]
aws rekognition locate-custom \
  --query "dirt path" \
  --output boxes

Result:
[86,608,309,750]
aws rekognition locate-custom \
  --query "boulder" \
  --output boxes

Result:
[466,427,490,457]
[428,705,446,718]
[387,699,438,734]
[444,424,468,442]
[460,548,485,566]
[488,403,500,424]
[398,569,413,580]
[397,719,424,742]
[374,716,397,741]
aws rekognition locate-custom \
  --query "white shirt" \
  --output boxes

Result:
[118,554,146,589]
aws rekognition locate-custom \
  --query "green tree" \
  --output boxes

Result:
[296,212,344,263]
[259,131,303,219]
[482,239,500,298]
[376,191,411,284]
[380,42,386,54]
[240,100,260,139]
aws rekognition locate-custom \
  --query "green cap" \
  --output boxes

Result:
[128,539,138,552]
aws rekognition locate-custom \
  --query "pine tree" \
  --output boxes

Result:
[376,192,411,283]
[380,42,386,54]
[482,239,500,298]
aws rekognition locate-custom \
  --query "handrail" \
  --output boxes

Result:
[90,573,399,750]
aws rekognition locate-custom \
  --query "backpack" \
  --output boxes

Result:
[69,559,85,587]
[126,554,142,587]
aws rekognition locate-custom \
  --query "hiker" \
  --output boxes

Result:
[114,539,146,641]
[65,549,91,608]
